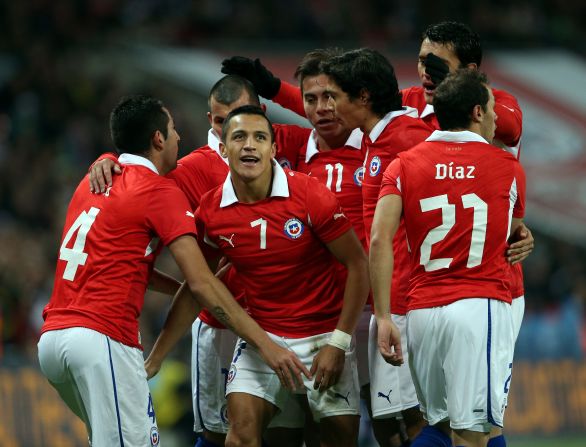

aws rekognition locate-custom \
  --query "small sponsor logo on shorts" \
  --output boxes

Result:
[369,156,381,177]
[284,218,304,239]
[333,391,351,406]
[227,365,237,384]
[354,166,365,186]
[377,388,393,405]
[220,404,229,423]
[150,426,160,446]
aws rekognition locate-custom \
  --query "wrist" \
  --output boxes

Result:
[327,329,352,352]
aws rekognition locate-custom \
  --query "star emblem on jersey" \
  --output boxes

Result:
[284,218,304,239]
[218,233,236,248]
[354,166,365,186]
[369,156,382,177]
[227,365,237,384]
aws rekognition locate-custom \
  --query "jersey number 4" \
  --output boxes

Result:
[419,194,487,272]
[59,207,101,281]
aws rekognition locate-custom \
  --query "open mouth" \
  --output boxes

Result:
[240,155,260,166]
[423,81,436,95]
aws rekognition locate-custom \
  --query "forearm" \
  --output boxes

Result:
[148,268,181,295]
[273,80,306,117]
[148,282,201,365]
[335,259,370,334]
[369,235,394,320]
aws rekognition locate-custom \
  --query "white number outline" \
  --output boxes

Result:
[59,207,100,281]
[325,163,343,192]
[250,218,267,250]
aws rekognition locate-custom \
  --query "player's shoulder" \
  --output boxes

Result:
[272,122,312,136]
[177,145,219,166]
[198,182,224,210]
[384,114,432,143]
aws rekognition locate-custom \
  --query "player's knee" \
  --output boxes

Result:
[225,420,260,447]
[320,415,359,446]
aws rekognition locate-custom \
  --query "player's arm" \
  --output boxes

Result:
[88,153,121,193]
[493,88,523,147]
[148,268,181,296]
[221,56,306,117]
[311,228,369,391]
[146,235,311,389]
[507,222,534,265]
[369,193,403,366]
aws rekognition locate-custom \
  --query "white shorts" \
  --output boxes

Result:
[511,295,525,341]
[192,318,238,434]
[407,299,514,433]
[226,331,360,421]
[355,308,372,387]
[38,327,160,447]
[369,314,419,418]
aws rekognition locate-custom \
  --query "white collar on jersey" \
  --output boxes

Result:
[420,103,435,118]
[425,130,490,144]
[369,106,419,143]
[118,153,159,174]
[207,129,229,166]
[305,127,363,163]
[220,160,290,207]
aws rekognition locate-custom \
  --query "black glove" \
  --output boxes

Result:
[425,53,450,86]
[221,56,281,99]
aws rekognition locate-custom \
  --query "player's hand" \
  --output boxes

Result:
[507,223,534,264]
[221,56,281,99]
[258,342,311,391]
[89,158,121,193]
[376,316,403,366]
[144,356,162,380]
[310,344,345,392]
[425,53,450,86]
[214,257,232,280]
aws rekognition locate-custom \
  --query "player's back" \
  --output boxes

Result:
[43,163,192,348]
[393,138,525,310]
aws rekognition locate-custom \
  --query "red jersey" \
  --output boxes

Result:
[401,86,523,148]
[42,154,197,349]
[362,109,433,314]
[196,163,352,338]
[296,128,366,246]
[380,130,526,311]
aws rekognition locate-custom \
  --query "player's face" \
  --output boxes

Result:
[480,87,497,142]
[417,38,463,104]
[162,108,180,173]
[221,114,276,183]
[208,91,256,137]
[324,77,363,131]
[302,74,351,141]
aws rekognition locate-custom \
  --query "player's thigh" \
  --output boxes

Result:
[192,319,238,434]
[226,392,279,444]
[443,298,514,433]
[406,307,447,425]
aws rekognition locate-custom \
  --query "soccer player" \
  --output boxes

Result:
[147,105,369,447]
[370,70,526,447]
[88,76,310,447]
[321,48,432,446]
[37,95,307,447]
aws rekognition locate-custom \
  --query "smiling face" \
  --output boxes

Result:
[302,73,351,143]
[417,38,464,104]
[220,113,276,185]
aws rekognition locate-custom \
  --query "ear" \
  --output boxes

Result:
[471,104,483,123]
[359,88,370,104]
[270,142,277,159]
[207,111,213,126]
[152,130,165,151]
[219,141,228,158]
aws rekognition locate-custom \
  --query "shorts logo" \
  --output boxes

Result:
[369,156,381,177]
[227,365,237,384]
[278,158,292,169]
[377,388,393,405]
[354,167,365,186]
[220,404,229,423]
[150,426,160,446]
[333,391,351,406]
[284,218,304,239]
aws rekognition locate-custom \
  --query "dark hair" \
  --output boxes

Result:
[209,75,260,108]
[433,69,489,131]
[294,47,343,89]
[109,95,169,155]
[221,105,274,143]
[321,48,402,117]
[422,21,482,67]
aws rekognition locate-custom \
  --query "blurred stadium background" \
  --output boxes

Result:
[0,1,585,446]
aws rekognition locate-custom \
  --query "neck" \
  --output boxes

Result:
[231,164,274,203]
[362,113,383,136]
[316,131,352,151]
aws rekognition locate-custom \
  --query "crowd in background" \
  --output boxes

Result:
[1,0,585,364]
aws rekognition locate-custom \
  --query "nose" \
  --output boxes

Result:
[325,96,335,112]
[317,97,331,115]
